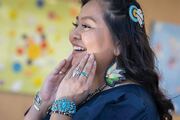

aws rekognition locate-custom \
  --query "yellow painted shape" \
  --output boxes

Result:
[28,43,41,60]
[9,9,17,20]
[33,77,43,87]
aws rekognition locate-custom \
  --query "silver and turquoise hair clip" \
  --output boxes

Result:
[129,5,144,27]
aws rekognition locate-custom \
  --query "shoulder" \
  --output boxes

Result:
[95,84,160,120]
[99,84,147,113]
[73,84,160,120]
[96,84,151,109]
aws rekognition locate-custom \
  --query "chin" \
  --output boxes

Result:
[71,50,101,66]
[71,51,87,65]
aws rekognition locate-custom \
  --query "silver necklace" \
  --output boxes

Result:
[78,82,140,107]
[78,83,107,107]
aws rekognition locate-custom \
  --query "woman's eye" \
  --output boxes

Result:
[72,22,92,30]
[72,22,78,28]
[82,24,91,29]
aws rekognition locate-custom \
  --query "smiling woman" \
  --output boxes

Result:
[24,0,174,120]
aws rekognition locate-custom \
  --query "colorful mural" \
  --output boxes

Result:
[151,22,180,114]
[0,0,80,94]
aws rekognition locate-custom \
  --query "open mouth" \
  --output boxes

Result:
[73,46,87,52]
[72,46,87,64]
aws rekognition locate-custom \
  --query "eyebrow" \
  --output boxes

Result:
[76,16,96,23]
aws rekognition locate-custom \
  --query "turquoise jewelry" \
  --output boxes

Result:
[80,71,88,78]
[105,61,126,87]
[51,98,76,117]
[33,91,42,111]
[129,5,144,27]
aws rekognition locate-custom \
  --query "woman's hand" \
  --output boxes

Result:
[55,53,96,105]
[24,54,73,120]
[39,53,73,106]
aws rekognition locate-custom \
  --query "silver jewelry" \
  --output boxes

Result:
[79,83,107,106]
[33,91,42,111]
[59,71,63,74]
[80,71,88,78]
[72,68,81,77]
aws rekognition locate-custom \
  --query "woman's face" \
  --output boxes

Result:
[69,0,116,66]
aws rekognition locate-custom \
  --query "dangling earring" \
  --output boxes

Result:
[104,58,126,87]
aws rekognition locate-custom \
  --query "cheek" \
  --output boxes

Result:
[82,30,108,53]
[69,30,74,43]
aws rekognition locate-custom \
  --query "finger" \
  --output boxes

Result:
[72,54,90,78]
[63,59,80,80]
[56,55,73,80]
[65,53,90,79]
[53,59,66,75]
[86,61,96,86]
[78,54,95,81]
[58,54,73,75]
[53,54,73,75]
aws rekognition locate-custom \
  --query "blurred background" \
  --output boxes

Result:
[0,0,180,119]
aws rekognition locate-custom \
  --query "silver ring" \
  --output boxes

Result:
[80,71,88,78]
[59,71,63,74]
[72,68,81,77]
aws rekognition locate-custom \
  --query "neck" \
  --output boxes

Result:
[90,61,108,93]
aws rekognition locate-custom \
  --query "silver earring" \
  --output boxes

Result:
[105,59,126,87]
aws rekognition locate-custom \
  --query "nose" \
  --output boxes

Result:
[73,32,81,41]
[71,26,82,41]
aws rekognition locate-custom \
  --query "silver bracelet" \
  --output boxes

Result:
[33,91,42,111]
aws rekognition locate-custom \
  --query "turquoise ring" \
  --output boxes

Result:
[81,71,88,78]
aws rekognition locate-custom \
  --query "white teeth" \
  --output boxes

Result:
[73,46,86,51]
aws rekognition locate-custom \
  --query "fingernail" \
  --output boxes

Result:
[59,59,66,66]
[62,59,66,63]
[67,54,73,60]
[93,61,96,66]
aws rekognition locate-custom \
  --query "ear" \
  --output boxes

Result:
[113,44,120,56]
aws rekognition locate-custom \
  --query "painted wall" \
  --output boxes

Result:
[0,0,79,94]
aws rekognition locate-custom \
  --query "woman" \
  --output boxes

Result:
[24,0,174,120]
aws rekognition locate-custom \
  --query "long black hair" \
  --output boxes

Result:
[81,0,174,120]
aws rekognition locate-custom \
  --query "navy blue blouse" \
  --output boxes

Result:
[43,84,160,120]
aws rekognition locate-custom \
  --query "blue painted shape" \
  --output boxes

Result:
[13,62,22,73]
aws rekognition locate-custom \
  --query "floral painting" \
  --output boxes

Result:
[0,0,80,95]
